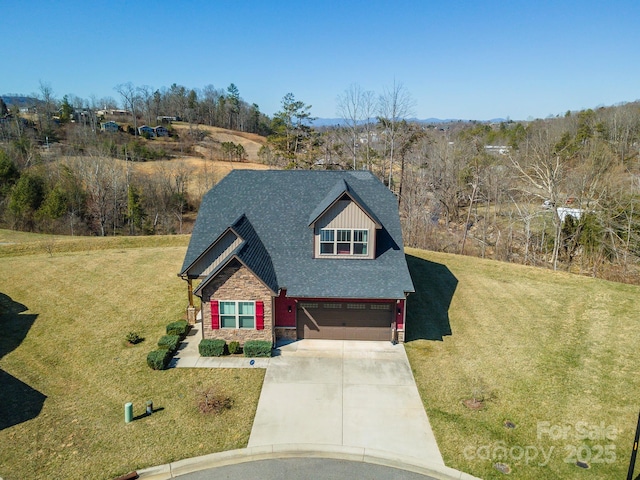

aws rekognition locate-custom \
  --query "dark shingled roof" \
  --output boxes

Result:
[181,170,414,299]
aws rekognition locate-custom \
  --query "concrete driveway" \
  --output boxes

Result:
[247,340,444,466]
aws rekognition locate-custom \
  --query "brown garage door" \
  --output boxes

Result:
[297,302,394,341]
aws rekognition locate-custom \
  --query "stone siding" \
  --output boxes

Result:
[275,327,297,342]
[201,259,273,345]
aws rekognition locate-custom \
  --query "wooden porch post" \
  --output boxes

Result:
[186,278,196,325]
[187,278,194,308]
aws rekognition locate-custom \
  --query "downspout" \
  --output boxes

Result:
[402,293,409,343]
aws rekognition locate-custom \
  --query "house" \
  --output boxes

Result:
[153,125,168,137]
[97,109,130,117]
[557,207,584,223]
[179,170,415,345]
[156,115,180,123]
[484,145,510,155]
[100,121,119,133]
[138,125,155,137]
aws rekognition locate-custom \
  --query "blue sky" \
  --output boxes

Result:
[3,0,640,120]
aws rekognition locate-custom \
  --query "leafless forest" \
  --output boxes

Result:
[1,82,639,283]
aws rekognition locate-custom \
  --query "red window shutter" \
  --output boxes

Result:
[256,301,264,330]
[211,300,219,330]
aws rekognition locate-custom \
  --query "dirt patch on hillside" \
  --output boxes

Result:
[171,123,267,162]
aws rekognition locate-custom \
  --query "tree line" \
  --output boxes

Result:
[260,85,640,284]
[1,81,639,284]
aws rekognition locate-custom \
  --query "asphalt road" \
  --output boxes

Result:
[175,457,438,480]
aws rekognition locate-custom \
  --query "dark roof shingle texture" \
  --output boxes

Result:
[181,170,414,299]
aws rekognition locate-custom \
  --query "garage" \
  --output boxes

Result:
[297,301,394,341]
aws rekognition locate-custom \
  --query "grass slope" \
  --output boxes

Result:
[405,248,639,479]
[0,233,264,479]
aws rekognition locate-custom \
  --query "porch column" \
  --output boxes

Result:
[187,279,194,308]
[186,279,196,325]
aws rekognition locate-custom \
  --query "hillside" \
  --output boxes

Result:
[405,247,640,479]
[0,234,638,478]
[170,122,267,163]
[0,232,264,479]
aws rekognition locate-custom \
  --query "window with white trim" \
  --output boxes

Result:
[319,228,368,256]
[219,301,255,328]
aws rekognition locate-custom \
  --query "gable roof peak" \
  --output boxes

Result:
[307,177,381,228]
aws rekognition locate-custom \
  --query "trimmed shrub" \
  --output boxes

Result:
[199,339,226,357]
[228,341,241,355]
[157,334,180,352]
[126,331,143,344]
[147,349,171,370]
[243,340,272,358]
[166,320,189,337]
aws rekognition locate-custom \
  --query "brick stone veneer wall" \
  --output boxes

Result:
[275,327,297,342]
[201,259,273,345]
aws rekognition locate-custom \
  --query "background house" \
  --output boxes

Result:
[153,125,168,137]
[100,121,119,133]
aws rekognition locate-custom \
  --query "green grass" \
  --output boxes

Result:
[3,231,638,479]
[405,247,640,479]
[0,231,264,480]
[0,230,190,257]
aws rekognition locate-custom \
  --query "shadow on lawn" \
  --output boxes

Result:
[0,292,47,431]
[405,254,458,342]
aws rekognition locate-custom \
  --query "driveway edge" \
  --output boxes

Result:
[135,444,481,480]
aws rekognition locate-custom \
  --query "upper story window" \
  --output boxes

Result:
[320,228,368,255]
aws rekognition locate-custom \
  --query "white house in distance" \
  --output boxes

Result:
[557,207,584,223]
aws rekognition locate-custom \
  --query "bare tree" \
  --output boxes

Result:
[37,81,58,141]
[361,90,377,171]
[115,82,140,135]
[72,155,124,236]
[337,83,366,170]
[378,81,414,190]
[509,121,567,270]
[137,85,155,126]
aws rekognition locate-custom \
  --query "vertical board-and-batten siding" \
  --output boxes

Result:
[314,199,376,259]
[189,230,242,278]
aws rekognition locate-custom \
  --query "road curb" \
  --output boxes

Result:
[135,444,481,480]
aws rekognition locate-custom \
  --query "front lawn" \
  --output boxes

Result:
[405,248,640,479]
[0,235,264,479]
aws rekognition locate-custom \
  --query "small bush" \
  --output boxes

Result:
[199,339,226,357]
[243,340,272,358]
[196,387,233,414]
[147,349,171,370]
[126,331,143,345]
[166,320,189,337]
[157,334,180,352]
[228,341,241,355]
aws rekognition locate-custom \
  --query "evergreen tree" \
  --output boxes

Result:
[60,95,74,123]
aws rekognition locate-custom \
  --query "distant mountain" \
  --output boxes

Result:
[311,117,508,127]
[1,95,39,107]
[311,118,345,127]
